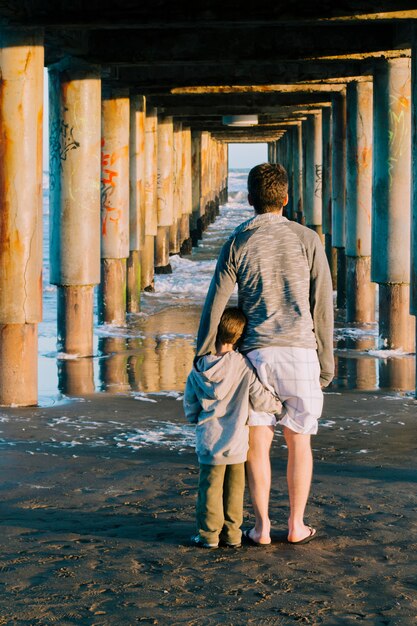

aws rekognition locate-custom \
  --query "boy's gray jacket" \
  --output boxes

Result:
[196,213,334,387]
[184,351,282,465]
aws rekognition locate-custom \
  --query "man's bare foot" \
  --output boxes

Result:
[243,528,271,546]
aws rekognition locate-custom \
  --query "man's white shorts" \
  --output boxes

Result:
[247,347,323,435]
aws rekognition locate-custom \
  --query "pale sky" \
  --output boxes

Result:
[228,143,268,169]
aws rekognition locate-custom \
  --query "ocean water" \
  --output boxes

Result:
[38,168,415,403]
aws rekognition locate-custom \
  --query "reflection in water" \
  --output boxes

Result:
[99,337,130,393]
[379,357,415,391]
[58,314,416,398]
[334,337,377,390]
[332,329,415,392]
[99,332,195,394]
[57,306,199,397]
[58,358,95,396]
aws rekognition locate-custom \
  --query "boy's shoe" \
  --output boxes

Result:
[219,538,242,549]
[191,534,219,549]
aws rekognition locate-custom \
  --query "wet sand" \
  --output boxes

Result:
[0,389,416,625]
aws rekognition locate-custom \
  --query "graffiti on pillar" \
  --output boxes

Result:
[101,139,128,236]
[49,115,80,191]
[314,164,322,198]
[388,84,410,189]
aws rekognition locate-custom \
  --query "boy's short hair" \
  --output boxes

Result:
[216,307,247,346]
[247,162,288,214]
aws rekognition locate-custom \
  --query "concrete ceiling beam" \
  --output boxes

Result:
[83,23,408,65]
[4,3,417,28]
[107,60,370,90]
[146,93,336,114]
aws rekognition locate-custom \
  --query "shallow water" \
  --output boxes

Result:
[38,168,415,403]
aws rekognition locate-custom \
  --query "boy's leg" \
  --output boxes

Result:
[196,464,226,546]
[220,463,245,545]
[245,425,275,544]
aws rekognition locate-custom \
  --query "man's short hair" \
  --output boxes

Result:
[216,307,247,346]
[247,163,288,214]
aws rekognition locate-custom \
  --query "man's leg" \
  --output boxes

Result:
[283,426,315,543]
[245,425,275,544]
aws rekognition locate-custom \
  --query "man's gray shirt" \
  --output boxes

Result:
[196,213,335,387]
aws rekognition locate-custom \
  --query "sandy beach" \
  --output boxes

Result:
[0,386,416,625]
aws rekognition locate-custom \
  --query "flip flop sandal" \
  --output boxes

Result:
[287,526,317,545]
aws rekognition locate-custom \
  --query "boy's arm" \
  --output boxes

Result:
[183,376,201,424]
[308,234,335,387]
[247,365,282,414]
[196,239,237,356]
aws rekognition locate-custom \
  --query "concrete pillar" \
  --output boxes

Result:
[313,112,323,238]
[285,131,294,220]
[180,127,193,256]
[372,57,415,351]
[303,119,312,224]
[127,94,145,313]
[275,138,281,165]
[221,142,229,204]
[294,123,304,223]
[345,81,375,323]
[156,116,174,273]
[322,107,337,289]
[304,112,323,236]
[142,107,158,290]
[0,29,43,406]
[170,121,182,256]
[49,60,101,357]
[411,39,417,395]
[268,141,274,164]
[100,91,130,325]
[205,134,216,224]
[301,120,308,225]
[290,126,301,223]
[191,131,202,244]
[213,138,219,215]
[332,92,347,309]
[199,131,210,232]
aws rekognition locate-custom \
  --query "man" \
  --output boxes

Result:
[196,163,334,545]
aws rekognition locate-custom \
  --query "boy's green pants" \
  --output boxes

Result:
[196,462,245,545]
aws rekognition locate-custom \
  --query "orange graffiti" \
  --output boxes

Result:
[398,95,410,110]
[101,139,119,188]
[102,206,122,236]
[101,139,128,236]
[102,168,118,186]
[359,146,372,170]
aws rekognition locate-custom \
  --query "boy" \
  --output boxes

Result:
[184,307,282,549]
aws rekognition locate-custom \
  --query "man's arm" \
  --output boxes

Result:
[196,238,237,356]
[308,234,335,387]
